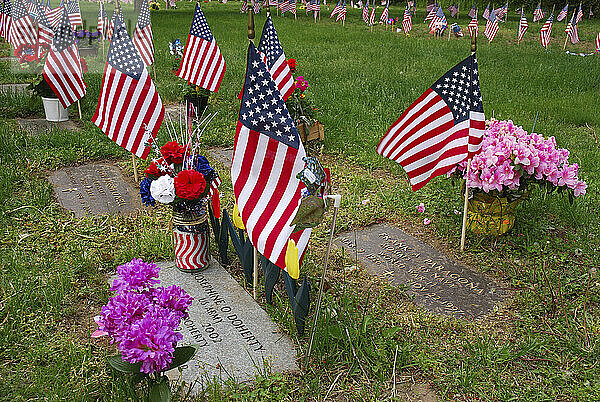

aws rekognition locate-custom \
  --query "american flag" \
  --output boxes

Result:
[1,0,13,41]
[447,3,458,18]
[177,4,226,93]
[533,2,544,22]
[596,32,599,52]
[369,3,375,25]
[379,1,387,23]
[45,5,62,28]
[240,0,247,13]
[482,3,490,20]
[424,4,436,21]
[232,42,311,271]
[97,1,107,39]
[252,0,260,14]
[426,2,434,12]
[557,4,568,21]
[133,0,154,67]
[362,0,368,23]
[285,0,296,15]
[484,8,499,42]
[402,6,411,33]
[468,3,476,18]
[517,10,528,41]
[330,0,341,18]
[336,0,346,21]
[66,0,80,28]
[26,0,37,19]
[33,0,53,57]
[278,0,286,12]
[92,16,164,159]
[565,10,579,43]
[106,8,124,42]
[378,55,485,191]
[258,17,294,101]
[43,8,85,108]
[575,3,583,23]
[494,2,507,21]
[269,0,278,6]
[306,0,318,13]
[450,23,463,37]
[468,9,478,37]
[428,7,446,32]
[9,0,35,49]
[540,12,553,48]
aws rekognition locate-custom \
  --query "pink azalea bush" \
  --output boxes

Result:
[449,119,587,199]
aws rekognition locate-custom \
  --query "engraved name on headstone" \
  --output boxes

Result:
[16,118,80,135]
[48,164,141,217]
[156,262,298,391]
[335,224,504,319]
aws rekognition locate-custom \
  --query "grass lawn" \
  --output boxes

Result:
[1,2,600,400]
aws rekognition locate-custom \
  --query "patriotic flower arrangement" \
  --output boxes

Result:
[13,45,54,98]
[285,59,318,124]
[168,39,184,71]
[93,259,196,398]
[73,29,101,47]
[450,119,587,200]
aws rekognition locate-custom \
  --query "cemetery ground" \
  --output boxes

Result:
[1,2,600,400]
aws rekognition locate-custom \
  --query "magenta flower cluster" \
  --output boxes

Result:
[95,259,193,374]
[294,76,309,92]
[451,119,587,197]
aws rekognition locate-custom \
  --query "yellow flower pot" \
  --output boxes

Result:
[466,191,529,236]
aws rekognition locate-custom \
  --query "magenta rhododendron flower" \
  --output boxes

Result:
[295,76,309,92]
[449,119,587,199]
[416,203,425,213]
[94,259,193,374]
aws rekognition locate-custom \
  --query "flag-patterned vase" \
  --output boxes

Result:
[466,190,529,236]
[172,201,210,272]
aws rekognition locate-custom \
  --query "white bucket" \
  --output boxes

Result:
[41,97,69,122]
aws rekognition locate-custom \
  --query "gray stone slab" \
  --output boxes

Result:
[335,224,504,320]
[156,261,298,391]
[16,118,81,135]
[208,147,233,168]
[48,164,141,217]
[0,83,31,94]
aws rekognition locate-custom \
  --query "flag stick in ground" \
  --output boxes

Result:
[460,33,478,252]
[532,111,540,133]
[305,194,341,364]
[132,154,139,182]
[247,6,260,300]
[77,100,82,119]
[563,9,574,50]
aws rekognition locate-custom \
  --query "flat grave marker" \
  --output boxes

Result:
[16,118,80,135]
[48,164,141,217]
[156,261,299,391]
[335,224,504,319]
[0,83,30,95]
[207,147,234,168]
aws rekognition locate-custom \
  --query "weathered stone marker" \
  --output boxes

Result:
[17,118,80,135]
[208,147,234,168]
[156,261,298,390]
[335,224,503,319]
[0,83,30,94]
[48,164,141,217]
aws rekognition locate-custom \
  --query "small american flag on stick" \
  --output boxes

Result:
[66,0,81,28]
[379,1,388,23]
[362,0,369,22]
[258,16,294,101]
[232,41,311,271]
[468,3,476,18]
[595,32,600,52]
[518,10,528,41]
[565,10,579,43]
[402,5,411,34]
[177,4,226,92]
[557,4,568,21]
[330,0,341,18]
[133,0,154,67]
[92,16,165,159]
[45,4,62,28]
[377,54,485,191]
[482,3,490,20]
[468,9,478,38]
[33,0,53,57]
[484,8,499,42]
[9,0,36,49]
[533,2,544,22]
[97,1,107,39]
[540,12,553,48]
[575,3,583,23]
[336,0,346,21]
[43,8,85,108]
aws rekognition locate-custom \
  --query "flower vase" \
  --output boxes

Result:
[466,191,529,236]
[41,97,69,122]
[183,94,208,116]
[172,201,210,272]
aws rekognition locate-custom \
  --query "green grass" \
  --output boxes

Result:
[1,4,600,400]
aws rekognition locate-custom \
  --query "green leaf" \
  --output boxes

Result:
[381,327,402,338]
[149,378,171,402]
[107,355,143,373]
[261,254,280,304]
[293,277,311,337]
[166,346,197,371]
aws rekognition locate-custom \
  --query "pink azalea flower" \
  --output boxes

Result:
[416,203,425,213]
[423,218,431,225]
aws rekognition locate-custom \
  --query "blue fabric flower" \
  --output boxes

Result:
[195,156,213,176]
[140,177,156,207]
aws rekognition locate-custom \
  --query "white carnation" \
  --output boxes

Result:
[150,175,175,204]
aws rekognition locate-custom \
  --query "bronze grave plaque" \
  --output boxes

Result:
[335,224,504,319]
[49,164,141,217]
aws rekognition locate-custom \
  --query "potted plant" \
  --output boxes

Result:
[92,259,196,401]
[16,44,69,122]
[284,59,324,143]
[180,82,210,116]
[449,119,587,235]
[140,113,220,272]
[73,29,101,57]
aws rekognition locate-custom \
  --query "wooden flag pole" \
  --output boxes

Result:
[460,33,477,252]
[77,100,82,120]
[247,6,260,300]
[132,154,139,182]
[306,194,341,364]
[563,10,574,50]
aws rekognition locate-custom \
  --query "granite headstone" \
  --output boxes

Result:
[156,261,299,391]
[208,147,233,168]
[48,164,141,217]
[335,224,504,319]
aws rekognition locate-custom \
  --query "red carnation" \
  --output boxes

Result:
[174,170,206,200]
[144,159,167,178]
[287,58,297,73]
[160,141,186,165]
